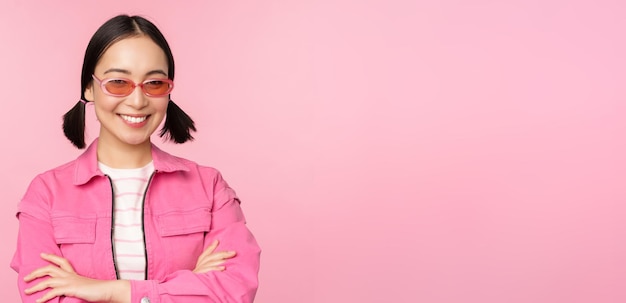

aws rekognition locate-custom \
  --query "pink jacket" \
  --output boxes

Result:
[11,140,261,303]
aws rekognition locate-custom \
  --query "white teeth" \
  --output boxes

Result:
[120,115,147,124]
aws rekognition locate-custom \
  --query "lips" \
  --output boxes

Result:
[119,114,148,124]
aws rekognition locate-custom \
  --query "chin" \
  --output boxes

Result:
[120,136,152,146]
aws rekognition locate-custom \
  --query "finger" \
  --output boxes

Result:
[195,251,235,270]
[24,265,63,282]
[36,287,65,303]
[196,251,238,270]
[40,253,76,273]
[195,240,220,268]
[198,240,219,259]
[197,258,227,268]
[193,265,226,273]
[202,250,237,262]
[24,278,54,295]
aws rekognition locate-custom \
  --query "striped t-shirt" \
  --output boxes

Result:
[98,161,154,280]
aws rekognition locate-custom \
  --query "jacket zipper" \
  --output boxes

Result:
[142,171,156,280]
[106,175,120,280]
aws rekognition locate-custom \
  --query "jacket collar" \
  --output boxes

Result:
[73,139,189,185]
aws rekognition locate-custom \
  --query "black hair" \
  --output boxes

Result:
[62,14,195,148]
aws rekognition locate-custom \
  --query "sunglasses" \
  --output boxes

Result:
[92,74,174,97]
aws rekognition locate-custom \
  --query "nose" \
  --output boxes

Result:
[125,84,149,109]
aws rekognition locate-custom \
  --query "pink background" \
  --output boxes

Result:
[1,1,624,302]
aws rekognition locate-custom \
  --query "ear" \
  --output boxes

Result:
[84,84,94,102]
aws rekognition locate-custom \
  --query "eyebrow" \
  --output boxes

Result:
[103,68,168,77]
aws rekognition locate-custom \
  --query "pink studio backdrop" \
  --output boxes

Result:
[1,1,624,302]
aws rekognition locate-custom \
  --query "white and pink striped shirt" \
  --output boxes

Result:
[99,161,154,280]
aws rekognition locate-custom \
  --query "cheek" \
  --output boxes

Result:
[92,98,119,117]
[149,100,169,126]
[155,100,169,116]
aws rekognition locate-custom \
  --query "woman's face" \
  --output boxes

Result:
[84,36,170,148]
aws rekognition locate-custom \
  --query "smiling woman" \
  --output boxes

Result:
[10,14,260,303]
[85,36,171,154]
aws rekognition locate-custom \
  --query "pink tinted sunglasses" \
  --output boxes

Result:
[92,75,174,97]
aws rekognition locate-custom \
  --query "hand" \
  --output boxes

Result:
[24,253,129,303]
[193,240,237,273]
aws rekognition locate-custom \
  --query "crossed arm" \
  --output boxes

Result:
[22,240,236,303]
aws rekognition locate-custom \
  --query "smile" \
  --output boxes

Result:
[120,114,148,124]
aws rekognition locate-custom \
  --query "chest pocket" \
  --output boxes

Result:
[52,216,96,244]
[51,216,97,276]
[156,208,212,270]
[157,207,212,236]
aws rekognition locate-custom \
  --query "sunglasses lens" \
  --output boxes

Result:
[143,80,171,96]
[103,79,132,96]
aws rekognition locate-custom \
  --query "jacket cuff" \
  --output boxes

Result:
[130,280,158,303]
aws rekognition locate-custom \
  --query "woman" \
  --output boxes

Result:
[11,14,261,303]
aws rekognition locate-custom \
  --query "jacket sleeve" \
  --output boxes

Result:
[128,171,261,303]
[11,177,87,303]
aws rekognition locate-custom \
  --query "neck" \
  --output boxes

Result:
[97,137,153,169]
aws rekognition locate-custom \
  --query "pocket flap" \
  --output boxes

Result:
[157,208,211,237]
[51,216,96,244]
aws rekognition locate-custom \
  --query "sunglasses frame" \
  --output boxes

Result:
[92,74,174,97]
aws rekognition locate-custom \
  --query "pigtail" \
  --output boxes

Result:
[62,100,88,149]
[159,100,196,143]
